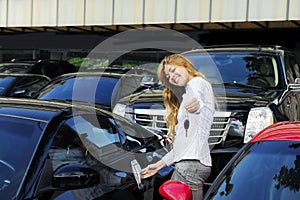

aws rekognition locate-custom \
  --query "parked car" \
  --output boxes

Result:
[0,59,77,78]
[203,121,300,200]
[34,69,158,111]
[113,45,300,183]
[0,59,77,97]
[0,98,169,200]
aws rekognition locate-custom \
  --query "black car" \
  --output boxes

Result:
[0,60,77,97]
[0,59,77,79]
[0,98,169,200]
[34,70,158,111]
[113,45,300,183]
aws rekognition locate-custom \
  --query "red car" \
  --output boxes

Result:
[160,121,300,200]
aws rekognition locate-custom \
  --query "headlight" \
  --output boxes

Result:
[244,107,273,143]
[113,103,134,121]
[113,103,126,117]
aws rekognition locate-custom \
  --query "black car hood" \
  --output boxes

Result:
[120,85,282,111]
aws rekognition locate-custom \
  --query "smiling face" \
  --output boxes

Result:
[163,64,192,87]
[157,54,203,89]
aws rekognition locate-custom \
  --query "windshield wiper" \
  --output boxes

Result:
[213,82,266,90]
[48,98,97,105]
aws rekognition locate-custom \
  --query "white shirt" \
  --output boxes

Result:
[162,77,215,167]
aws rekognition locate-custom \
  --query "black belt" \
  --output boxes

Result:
[175,159,200,163]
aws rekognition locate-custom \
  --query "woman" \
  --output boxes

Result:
[141,54,215,200]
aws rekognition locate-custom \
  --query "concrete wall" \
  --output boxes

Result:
[0,0,299,28]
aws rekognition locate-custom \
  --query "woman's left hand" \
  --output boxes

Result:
[185,98,200,113]
[140,163,159,179]
[141,160,166,179]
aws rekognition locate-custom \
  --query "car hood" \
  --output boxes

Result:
[119,85,282,111]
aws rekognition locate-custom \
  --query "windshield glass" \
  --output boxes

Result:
[0,116,45,198]
[38,76,119,106]
[207,141,300,200]
[0,75,50,96]
[0,63,33,73]
[184,52,279,88]
[14,76,50,93]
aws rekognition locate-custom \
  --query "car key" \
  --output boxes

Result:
[184,114,189,137]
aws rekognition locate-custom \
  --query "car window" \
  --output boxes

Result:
[47,113,133,199]
[68,115,121,148]
[206,141,300,200]
[49,111,159,170]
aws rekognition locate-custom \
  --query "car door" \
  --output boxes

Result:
[34,109,159,200]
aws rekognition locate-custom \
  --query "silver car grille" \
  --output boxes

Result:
[133,109,231,146]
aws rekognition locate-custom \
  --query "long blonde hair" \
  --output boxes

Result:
[157,54,207,140]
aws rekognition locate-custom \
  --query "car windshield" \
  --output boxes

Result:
[0,75,50,96]
[207,141,300,200]
[38,75,146,108]
[0,115,46,198]
[0,63,33,73]
[184,52,279,88]
[38,76,119,106]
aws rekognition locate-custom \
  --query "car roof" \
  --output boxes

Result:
[0,59,77,78]
[53,71,147,79]
[182,44,286,55]
[0,73,51,80]
[46,71,155,89]
[0,98,67,122]
[0,97,113,121]
[250,121,300,142]
[81,66,154,73]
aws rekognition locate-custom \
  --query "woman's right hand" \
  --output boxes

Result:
[185,97,200,113]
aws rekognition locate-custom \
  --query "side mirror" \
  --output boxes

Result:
[159,180,192,200]
[52,164,100,190]
[295,77,300,84]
